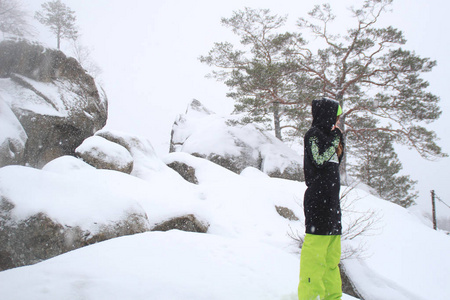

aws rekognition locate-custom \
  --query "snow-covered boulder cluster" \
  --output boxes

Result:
[0,162,151,271]
[170,99,304,181]
[1,139,449,299]
[0,40,107,168]
[0,128,215,271]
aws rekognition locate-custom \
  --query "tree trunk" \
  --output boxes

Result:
[273,102,282,141]
[57,27,61,50]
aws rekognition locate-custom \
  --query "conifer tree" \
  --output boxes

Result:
[285,0,446,180]
[201,0,445,205]
[348,116,418,208]
[35,0,78,50]
[199,8,303,141]
[0,0,31,37]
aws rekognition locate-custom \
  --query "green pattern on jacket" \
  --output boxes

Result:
[309,135,340,166]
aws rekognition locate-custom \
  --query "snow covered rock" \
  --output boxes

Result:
[0,96,27,167]
[166,160,199,184]
[75,136,134,174]
[170,99,304,181]
[340,264,362,298]
[152,214,209,233]
[0,165,151,271]
[42,155,96,173]
[0,40,107,168]
[275,206,299,221]
[95,129,171,180]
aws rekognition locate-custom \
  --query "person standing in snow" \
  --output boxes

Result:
[298,97,344,300]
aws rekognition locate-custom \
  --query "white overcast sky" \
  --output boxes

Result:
[24,0,450,219]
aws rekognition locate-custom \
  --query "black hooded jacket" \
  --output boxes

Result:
[303,98,344,235]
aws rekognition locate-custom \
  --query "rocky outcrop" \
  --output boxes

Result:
[75,136,134,174]
[166,161,199,184]
[0,40,107,168]
[151,214,209,233]
[275,206,299,221]
[170,100,304,181]
[0,196,150,271]
[0,165,152,271]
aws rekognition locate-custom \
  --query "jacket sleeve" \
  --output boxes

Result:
[333,128,345,163]
[306,131,341,168]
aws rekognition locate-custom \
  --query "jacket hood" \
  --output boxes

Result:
[311,98,340,133]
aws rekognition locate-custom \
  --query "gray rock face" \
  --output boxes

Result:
[76,136,134,174]
[0,196,150,271]
[0,40,107,168]
[166,161,199,184]
[152,214,209,233]
[275,206,299,221]
[340,263,362,298]
[170,100,304,181]
[191,150,260,176]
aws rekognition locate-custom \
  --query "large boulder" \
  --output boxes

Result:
[170,99,304,181]
[95,129,170,180]
[152,214,209,233]
[75,135,134,174]
[0,165,151,271]
[275,206,299,221]
[166,160,199,184]
[0,40,107,168]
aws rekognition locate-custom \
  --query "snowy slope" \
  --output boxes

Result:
[343,190,450,300]
[0,231,302,300]
[0,145,449,299]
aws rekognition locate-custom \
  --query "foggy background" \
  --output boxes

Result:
[23,0,450,223]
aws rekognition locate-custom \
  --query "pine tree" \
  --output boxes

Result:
[287,0,446,180]
[348,116,417,208]
[35,0,78,50]
[201,0,446,181]
[201,1,442,207]
[199,8,305,141]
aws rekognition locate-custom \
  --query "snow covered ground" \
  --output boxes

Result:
[0,140,449,299]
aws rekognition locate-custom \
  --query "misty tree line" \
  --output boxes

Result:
[0,0,100,78]
[200,0,447,208]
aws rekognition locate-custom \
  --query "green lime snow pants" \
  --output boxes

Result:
[298,234,342,300]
